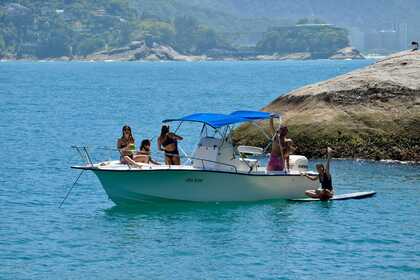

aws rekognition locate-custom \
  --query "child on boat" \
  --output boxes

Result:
[302,147,334,200]
[136,139,160,165]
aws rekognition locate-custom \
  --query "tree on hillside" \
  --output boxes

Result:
[256,25,349,56]
[174,16,199,52]
[296,18,326,25]
[0,34,6,56]
[137,20,175,46]
[107,0,130,16]
[173,15,231,53]
[76,37,106,56]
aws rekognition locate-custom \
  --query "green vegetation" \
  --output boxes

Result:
[0,1,231,58]
[0,1,349,59]
[2,0,420,59]
[233,117,420,162]
[137,16,231,54]
[0,1,136,58]
[256,22,349,57]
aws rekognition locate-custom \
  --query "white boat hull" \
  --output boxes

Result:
[91,168,318,204]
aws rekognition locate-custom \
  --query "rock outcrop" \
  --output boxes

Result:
[84,41,206,61]
[235,50,420,161]
[255,52,312,61]
[329,47,364,60]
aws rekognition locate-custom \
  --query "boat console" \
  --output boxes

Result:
[191,136,308,174]
[192,136,259,172]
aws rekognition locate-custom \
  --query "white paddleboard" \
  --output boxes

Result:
[290,191,376,202]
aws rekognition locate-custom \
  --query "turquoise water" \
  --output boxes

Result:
[1,60,419,279]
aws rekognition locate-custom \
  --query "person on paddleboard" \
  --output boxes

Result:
[302,147,334,200]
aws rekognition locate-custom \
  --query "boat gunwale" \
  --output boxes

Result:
[71,165,314,177]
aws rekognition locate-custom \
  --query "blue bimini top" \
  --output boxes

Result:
[162,110,273,128]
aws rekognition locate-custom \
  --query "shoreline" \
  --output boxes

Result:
[0,57,372,63]
[326,157,419,165]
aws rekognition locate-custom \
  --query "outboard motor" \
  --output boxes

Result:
[288,155,309,173]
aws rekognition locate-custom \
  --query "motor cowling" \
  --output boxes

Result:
[289,155,309,172]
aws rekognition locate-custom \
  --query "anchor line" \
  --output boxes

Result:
[59,170,85,208]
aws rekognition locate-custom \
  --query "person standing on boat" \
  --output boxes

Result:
[158,125,183,165]
[117,125,143,167]
[284,138,297,171]
[303,147,334,200]
[267,117,287,171]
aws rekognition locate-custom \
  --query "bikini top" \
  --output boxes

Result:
[162,134,177,147]
[319,173,333,190]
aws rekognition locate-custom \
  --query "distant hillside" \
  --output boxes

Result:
[2,0,417,59]
[256,24,349,58]
[0,0,234,58]
[172,0,420,39]
[129,0,290,45]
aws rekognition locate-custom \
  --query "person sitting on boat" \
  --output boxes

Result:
[158,125,183,165]
[136,139,160,165]
[117,125,143,167]
[267,117,287,171]
[303,147,334,200]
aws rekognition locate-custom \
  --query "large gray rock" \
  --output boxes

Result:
[256,52,311,60]
[84,41,205,62]
[236,50,420,161]
[330,47,364,60]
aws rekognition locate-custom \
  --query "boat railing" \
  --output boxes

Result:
[72,145,239,173]
[164,152,238,173]
[72,146,94,167]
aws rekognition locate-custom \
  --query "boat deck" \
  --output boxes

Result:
[72,160,312,176]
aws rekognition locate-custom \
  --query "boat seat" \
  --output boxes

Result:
[237,158,259,172]
[237,145,263,155]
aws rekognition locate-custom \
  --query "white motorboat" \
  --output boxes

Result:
[72,111,320,204]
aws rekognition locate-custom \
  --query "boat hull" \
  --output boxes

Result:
[92,169,318,204]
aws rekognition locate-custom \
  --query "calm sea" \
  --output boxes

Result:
[0,60,419,279]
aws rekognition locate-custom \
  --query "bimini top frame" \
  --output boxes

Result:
[162,110,274,129]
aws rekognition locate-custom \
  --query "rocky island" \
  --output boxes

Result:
[235,50,420,162]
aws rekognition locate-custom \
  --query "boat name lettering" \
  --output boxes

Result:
[185,177,203,183]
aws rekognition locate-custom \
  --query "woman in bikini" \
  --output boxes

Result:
[303,147,334,200]
[267,117,288,172]
[117,125,143,167]
[158,125,183,165]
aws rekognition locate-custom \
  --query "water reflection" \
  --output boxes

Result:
[104,199,291,218]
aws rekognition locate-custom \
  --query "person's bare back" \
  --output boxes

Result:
[267,117,288,171]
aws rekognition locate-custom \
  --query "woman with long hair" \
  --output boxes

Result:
[157,125,183,165]
[267,117,288,171]
[117,125,142,167]
[303,147,334,200]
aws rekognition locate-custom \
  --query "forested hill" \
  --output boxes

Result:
[0,0,237,58]
[173,0,420,37]
[1,0,418,59]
